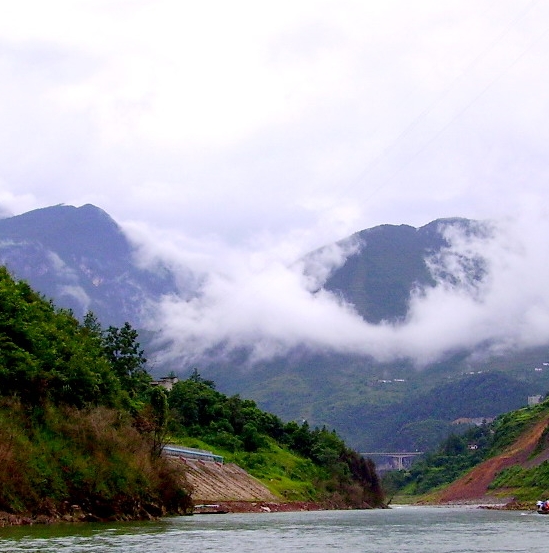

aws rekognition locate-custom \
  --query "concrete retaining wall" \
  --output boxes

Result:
[178,458,279,503]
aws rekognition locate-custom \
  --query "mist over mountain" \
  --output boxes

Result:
[137,211,549,451]
[302,218,482,324]
[2,204,548,451]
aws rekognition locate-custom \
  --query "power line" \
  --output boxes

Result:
[335,0,547,210]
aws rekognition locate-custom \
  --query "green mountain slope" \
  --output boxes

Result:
[322,223,440,323]
[0,204,177,326]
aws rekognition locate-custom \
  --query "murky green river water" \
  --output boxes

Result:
[0,506,545,552]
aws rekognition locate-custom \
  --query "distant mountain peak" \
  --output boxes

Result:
[304,217,482,324]
[0,203,176,326]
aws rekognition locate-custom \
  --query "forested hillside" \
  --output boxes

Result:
[0,267,384,522]
[0,266,192,520]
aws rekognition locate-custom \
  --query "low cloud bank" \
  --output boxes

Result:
[126,210,549,367]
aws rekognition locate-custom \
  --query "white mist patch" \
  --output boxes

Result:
[397,213,549,364]
[57,284,90,313]
[152,254,369,364]
[134,210,549,367]
[297,235,362,292]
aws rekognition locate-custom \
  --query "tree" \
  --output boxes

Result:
[149,386,169,458]
[83,310,102,337]
[241,422,265,452]
[188,367,215,388]
[102,322,150,397]
[443,433,466,456]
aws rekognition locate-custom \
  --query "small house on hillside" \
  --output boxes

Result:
[151,375,178,391]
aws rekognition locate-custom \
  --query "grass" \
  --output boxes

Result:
[488,462,549,501]
[0,402,193,517]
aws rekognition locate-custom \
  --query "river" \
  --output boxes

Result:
[0,506,546,552]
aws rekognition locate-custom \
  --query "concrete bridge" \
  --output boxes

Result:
[361,452,424,471]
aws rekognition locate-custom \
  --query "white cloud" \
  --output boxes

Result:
[141,208,549,367]
[0,186,38,218]
[2,1,549,236]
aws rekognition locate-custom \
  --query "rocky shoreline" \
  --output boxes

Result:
[0,499,386,527]
[414,495,538,512]
[0,501,177,527]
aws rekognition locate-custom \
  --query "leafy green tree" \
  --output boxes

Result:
[83,310,102,337]
[188,367,216,388]
[241,422,266,452]
[288,420,315,456]
[102,322,150,397]
[0,268,120,408]
[442,433,466,456]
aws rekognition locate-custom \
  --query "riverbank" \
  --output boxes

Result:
[0,504,310,526]
[0,505,173,528]
[0,498,389,526]
[393,493,538,513]
[200,501,326,514]
[0,512,53,527]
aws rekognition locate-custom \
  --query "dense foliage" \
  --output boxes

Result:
[0,267,191,519]
[0,269,119,408]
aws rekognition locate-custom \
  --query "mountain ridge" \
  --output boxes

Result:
[0,204,176,326]
[316,217,483,323]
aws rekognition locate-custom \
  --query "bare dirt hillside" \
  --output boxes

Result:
[178,459,279,503]
[434,414,549,503]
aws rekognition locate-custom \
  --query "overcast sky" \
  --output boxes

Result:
[2,1,549,365]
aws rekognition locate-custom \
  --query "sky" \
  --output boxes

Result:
[2,0,549,365]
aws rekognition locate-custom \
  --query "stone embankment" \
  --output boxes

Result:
[179,458,278,503]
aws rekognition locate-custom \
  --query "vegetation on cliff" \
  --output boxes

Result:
[0,267,384,519]
[0,267,191,520]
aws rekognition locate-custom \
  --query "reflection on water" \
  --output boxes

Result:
[0,506,546,552]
